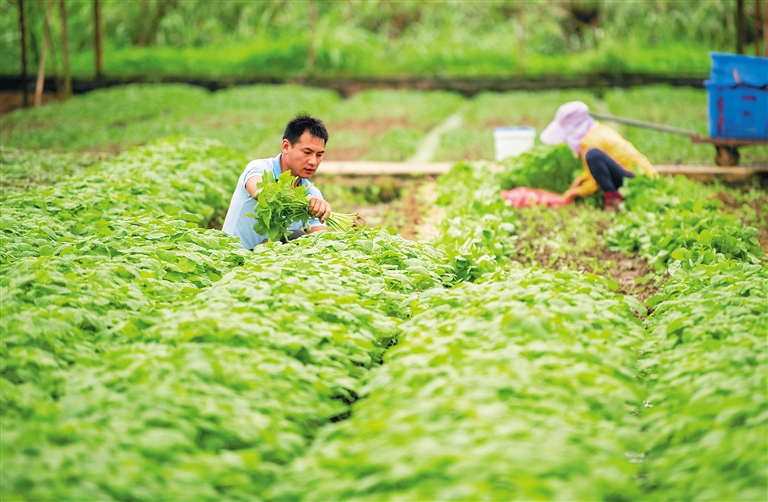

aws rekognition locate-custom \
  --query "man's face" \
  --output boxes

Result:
[282,131,325,179]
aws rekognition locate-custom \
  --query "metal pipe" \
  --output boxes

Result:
[588,112,699,137]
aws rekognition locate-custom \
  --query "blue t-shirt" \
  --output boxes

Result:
[222,154,323,249]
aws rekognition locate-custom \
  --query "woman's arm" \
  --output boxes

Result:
[563,172,589,201]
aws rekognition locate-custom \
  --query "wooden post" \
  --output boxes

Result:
[93,0,103,79]
[518,6,526,73]
[18,0,29,107]
[306,0,316,72]
[736,0,745,54]
[34,33,47,106]
[755,0,762,56]
[60,0,71,96]
[763,0,768,57]
[42,0,60,97]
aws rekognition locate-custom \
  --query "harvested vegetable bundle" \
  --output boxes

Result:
[248,171,358,242]
[495,144,582,194]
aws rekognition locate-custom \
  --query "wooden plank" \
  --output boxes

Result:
[316,161,768,178]
[655,164,768,174]
[317,161,453,176]
[655,164,768,183]
[691,136,768,147]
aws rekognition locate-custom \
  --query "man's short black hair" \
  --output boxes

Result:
[283,113,329,146]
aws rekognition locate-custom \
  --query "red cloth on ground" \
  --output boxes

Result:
[500,187,571,208]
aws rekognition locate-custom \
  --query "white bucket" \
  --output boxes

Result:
[493,126,536,162]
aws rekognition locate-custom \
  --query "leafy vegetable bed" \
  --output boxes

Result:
[1,137,766,500]
[8,85,767,168]
[1,138,459,499]
[2,230,455,499]
[276,267,648,501]
[0,85,463,162]
[398,146,767,500]
[0,148,107,199]
[610,172,767,500]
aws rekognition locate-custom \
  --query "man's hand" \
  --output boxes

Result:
[307,196,331,223]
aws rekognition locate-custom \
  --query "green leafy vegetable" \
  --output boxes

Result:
[251,171,358,242]
[496,143,583,195]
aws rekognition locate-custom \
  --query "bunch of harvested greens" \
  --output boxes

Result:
[249,171,359,242]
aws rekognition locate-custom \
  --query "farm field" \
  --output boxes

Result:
[1,83,767,500]
[2,84,767,167]
[0,1,747,81]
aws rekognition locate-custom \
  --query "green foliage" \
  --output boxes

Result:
[1,1,738,79]
[418,143,767,501]
[2,228,456,500]
[6,84,765,167]
[0,84,340,159]
[496,144,583,194]
[429,144,595,280]
[276,267,647,501]
[1,139,250,381]
[0,137,243,263]
[251,171,356,242]
[323,89,464,162]
[1,84,209,151]
[594,162,767,500]
[638,261,768,501]
[1,86,465,163]
[1,137,459,499]
[0,148,107,198]
[2,85,766,501]
[606,174,764,270]
[431,161,518,281]
[251,171,315,241]
[327,90,465,131]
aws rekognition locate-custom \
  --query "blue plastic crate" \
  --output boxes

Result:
[706,81,768,139]
[709,52,768,87]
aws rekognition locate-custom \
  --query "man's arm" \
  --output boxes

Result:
[245,175,263,198]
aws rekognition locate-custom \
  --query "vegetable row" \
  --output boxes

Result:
[2,138,460,499]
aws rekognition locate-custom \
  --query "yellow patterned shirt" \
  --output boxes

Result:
[574,124,657,197]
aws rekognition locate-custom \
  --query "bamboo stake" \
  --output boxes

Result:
[41,0,60,97]
[764,0,768,58]
[18,0,29,108]
[59,0,71,96]
[736,0,745,54]
[518,6,526,73]
[756,0,763,56]
[94,0,103,79]
[34,29,47,106]
[307,0,316,72]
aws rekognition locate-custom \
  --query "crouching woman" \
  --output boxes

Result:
[540,101,658,210]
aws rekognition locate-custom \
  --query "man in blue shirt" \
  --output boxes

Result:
[222,114,331,249]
